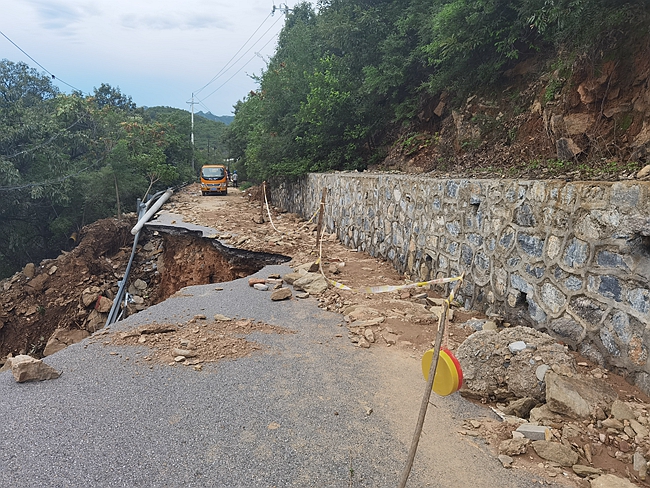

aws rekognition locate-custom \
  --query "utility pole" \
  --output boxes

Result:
[187,93,196,172]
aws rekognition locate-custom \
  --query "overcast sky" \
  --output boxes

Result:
[1,0,302,115]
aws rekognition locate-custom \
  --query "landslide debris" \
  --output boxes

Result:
[0,212,275,363]
[101,315,291,369]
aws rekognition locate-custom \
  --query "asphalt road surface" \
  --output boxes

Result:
[0,263,556,487]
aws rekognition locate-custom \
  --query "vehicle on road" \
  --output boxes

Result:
[200,164,228,196]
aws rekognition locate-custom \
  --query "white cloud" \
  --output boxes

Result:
[2,0,300,114]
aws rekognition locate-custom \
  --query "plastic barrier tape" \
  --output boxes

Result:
[326,275,463,294]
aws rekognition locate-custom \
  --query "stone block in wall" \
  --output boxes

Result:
[546,235,563,260]
[511,274,533,295]
[494,268,508,297]
[525,264,545,279]
[499,228,516,251]
[461,244,474,268]
[578,341,606,367]
[611,183,640,209]
[564,276,583,292]
[446,180,459,198]
[540,282,567,314]
[569,296,607,330]
[549,315,586,347]
[527,297,547,323]
[596,250,631,271]
[599,328,621,358]
[588,275,624,302]
[574,214,601,240]
[628,288,650,315]
[563,238,589,268]
[506,255,521,270]
[517,233,544,258]
[599,311,647,367]
[514,204,536,227]
[474,251,490,274]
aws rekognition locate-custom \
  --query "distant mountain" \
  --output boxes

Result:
[196,111,234,125]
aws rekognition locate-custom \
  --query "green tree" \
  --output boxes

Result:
[0,61,194,278]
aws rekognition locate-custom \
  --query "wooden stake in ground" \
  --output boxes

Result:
[315,187,327,249]
[397,277,463,488]
[260,181,266,223]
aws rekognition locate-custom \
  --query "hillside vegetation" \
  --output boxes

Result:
[224,0,650,181]
[0,62,228,279]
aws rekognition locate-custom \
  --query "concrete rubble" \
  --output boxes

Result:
[455,326,576,402]
[457,324,650,485]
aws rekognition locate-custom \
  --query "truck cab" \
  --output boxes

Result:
[200,164,228,196]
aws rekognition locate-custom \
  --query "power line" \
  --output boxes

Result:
[194,12,274,96]
[0,28,83,94]
[197,26,282,106]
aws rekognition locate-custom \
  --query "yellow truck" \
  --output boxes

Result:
[200,164,228,196]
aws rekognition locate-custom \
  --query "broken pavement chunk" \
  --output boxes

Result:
[515,424,550,441]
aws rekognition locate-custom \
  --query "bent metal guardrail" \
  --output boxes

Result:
[104,188,173,327]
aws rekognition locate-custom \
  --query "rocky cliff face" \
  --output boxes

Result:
[381,38,650,182]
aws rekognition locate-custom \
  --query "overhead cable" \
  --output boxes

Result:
[198,28,282,103]
[0,29,83,94]
[194,12,282,98]
[0,153,109,192]
[5,112,90,159]
[194,11,273,96]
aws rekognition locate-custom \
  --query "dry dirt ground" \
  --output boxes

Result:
[3,182,650,486]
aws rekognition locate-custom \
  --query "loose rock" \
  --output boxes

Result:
[590,474,638,487]
[499,438,529,456]
[292,272,328,295]
[498,454,513,468]
[43,328,90,356]
[545,372,617,419]
[515,424,550,441]
[11,355,62,382]
[364,329,375,343]
[572,465,602,478]
[270,288,292,301]
[611,400,636,421]
[456,326,576,402]
[502,397,539,418]
[531,440,579,466]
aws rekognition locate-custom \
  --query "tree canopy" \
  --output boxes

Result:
[225,0,650,181]
[0,60,205,278]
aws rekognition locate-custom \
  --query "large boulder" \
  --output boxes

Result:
[532,440,578,466]
[455,326,576,402]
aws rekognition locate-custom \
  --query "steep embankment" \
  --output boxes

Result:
[381,39,650,182]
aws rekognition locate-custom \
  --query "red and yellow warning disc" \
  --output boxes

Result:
[421,348,463,396]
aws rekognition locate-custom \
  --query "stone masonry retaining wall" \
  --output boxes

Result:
[270,174,650,392]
